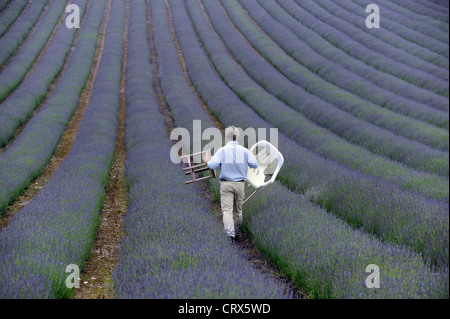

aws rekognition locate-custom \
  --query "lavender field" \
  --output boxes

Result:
[0,0,448,300]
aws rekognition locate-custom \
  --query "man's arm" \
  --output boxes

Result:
[247,150,258,168]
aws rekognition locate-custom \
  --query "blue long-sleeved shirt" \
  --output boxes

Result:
[207,141,258,181]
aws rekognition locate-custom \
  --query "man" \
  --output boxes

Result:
[203,126,258,243]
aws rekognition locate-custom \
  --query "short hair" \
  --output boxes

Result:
[225,126,239,142]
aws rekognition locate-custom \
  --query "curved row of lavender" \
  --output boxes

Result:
[241,0,450,140]
[112,0,289,299]
[173,0,449,268]
[0,0,67,101]
[243,181,448,298]
[0,0,124,298]
[282,0,448,78]
[236,0,449,169]
[0,0,88,148]
[273,0,449,130]
[198,0,449,198]
[345,0,449,57]
[0,0,47,68]
[223,0,449,120]
[0,0,28,38]
[201,0,449,181]
[254,1,448,99]
[351,0,449,30]
[299,0,448,71]
[261,0,448,95]
[188,0,448,200]
[309,0,448,68]
[0,0,104,217]
[228,0,448,112]
[165,0,448,297]
[261,0,449,147]
[413,0,449,18]
[350,0,448,46]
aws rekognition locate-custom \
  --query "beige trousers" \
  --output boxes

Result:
[220,181,245,237]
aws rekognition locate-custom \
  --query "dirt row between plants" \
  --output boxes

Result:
[0,0,103,232]
[72,0,127,299]
[161,0,307,299]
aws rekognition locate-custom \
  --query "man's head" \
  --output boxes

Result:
[225,126,239,143]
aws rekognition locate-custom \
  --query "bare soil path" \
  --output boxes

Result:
[72,0,128,299]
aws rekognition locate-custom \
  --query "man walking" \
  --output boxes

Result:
[203,126,258,243]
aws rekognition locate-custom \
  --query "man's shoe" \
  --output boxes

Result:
[226,235,235,243]
[236,227,246,242]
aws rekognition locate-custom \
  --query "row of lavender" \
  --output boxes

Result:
[345,0,449,56]
[413,0,449,16]
[175,0,449,268]
[290,0,448,77]
[265,0,448,93]
[216,0,449,195]
[349,0,448,45]
[112,0,289,298]
[0,0,124,298]
[233,0,449,172]
[0,0,103,218]
[349,0,448,33]
[0,0,68,101]
[243,181,448,298]
[0,0,87,148]
[0,0,28,37]
[163,0,448,297]
[225,0,449,120]
[314,0,448,68]
[207,0,450,155]
[237,0,450,145]
[272,0,449,130]
[0,0,48,68]
[199,0,448,198]
[231,0,448,112]
[258,1,448,100]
